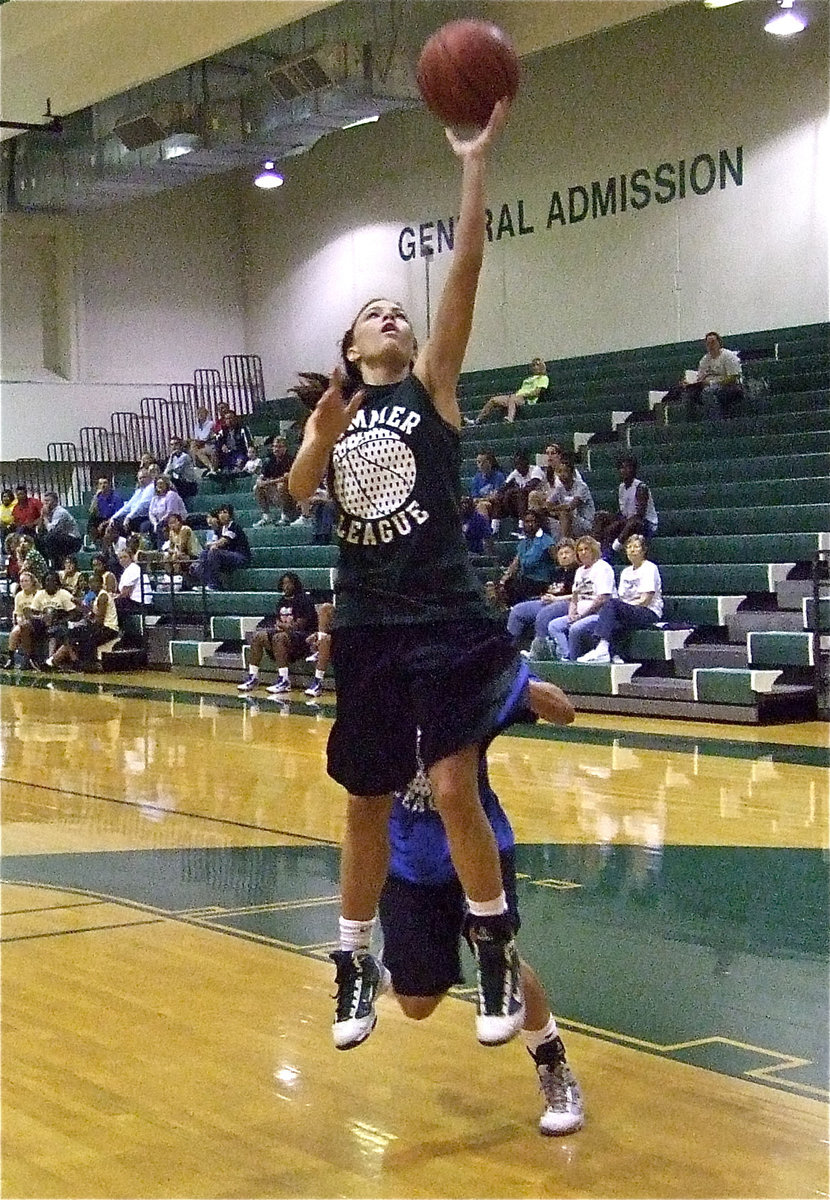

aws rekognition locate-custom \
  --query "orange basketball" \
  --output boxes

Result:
[416,19,520,128]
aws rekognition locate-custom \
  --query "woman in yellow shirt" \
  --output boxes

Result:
[0,489,18,533]
[473,357,549,424]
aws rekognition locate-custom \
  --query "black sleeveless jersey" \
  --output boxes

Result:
[329,374,489,627]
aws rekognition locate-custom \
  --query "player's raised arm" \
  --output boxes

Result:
[414,99,509,426]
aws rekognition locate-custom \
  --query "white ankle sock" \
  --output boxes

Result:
[278,666,289,680]
[523,1014,559,1054]
[596,639,610,653]
[314,669,325,681]
[249,664,259,678]
[466,893,508,918]
[339,916,375,952]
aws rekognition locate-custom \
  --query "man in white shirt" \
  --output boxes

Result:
[685,331,743,419]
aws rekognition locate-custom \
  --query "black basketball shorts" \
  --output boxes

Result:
[326,618,519,796]
[378,850,520,997]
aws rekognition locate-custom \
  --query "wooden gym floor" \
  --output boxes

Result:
[1,672,827,1199]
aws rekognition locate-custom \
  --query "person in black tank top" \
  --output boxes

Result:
[289,99,530,1054]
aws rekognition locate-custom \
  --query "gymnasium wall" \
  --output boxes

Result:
[242,0,828,394]
[0,176,246,459]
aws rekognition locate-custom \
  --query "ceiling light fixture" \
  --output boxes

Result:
[254,160,284,190]
[764,0,807,35]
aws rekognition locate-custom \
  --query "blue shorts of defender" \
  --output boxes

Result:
[378,850,520,997]
[326,618,519,796]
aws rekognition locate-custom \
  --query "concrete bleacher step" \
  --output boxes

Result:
[776,579,819,611]
[672,645,749,676]
[726,610,805,640]
[617,676,695,702]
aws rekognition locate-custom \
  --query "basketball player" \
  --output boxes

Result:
[288,100,527,1051]
[376,668,584,1136]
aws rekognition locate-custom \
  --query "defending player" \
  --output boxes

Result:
[335,668,585,1135]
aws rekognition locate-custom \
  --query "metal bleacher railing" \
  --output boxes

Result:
[0,355,265,506]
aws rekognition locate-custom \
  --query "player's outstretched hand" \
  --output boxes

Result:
[306,368,365,448]
[445,97,510,161]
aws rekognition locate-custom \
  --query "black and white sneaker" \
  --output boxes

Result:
[330,949,391,1050]
[237,674,259,691]
[467,915,526,1045]
[533,1037,585,1136]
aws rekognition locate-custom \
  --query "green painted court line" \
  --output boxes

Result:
[2,671,827,768]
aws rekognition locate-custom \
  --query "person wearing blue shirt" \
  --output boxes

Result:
[375,662,585,1137]
[460,496,492,555]
[499,510,557,604]
[104,469,156,540]
[469,451,506,502]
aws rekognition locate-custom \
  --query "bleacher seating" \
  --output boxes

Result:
[2,324,827,721]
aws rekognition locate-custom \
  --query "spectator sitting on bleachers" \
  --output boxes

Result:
[1,489,17,534]
[189,405,218,473]
[16,535,48,586]
[578,535,663,664]
[489,449,547,537]
[253,435,296,526]
[81,570,103,611]
[193,503,251,591]
[498,510,558,605]
[103,468,156,544]
[115,548,151,620]
[163,437,201,500]
[544,451,595,540]
[471,358,549,424]
[505,538,578,656]
[87,477,123,547]
[4,533,21,590]
[46,570,121,672]
[59,556,83,599]
[237,571,318,694]
[215,412,254,476]
[161,513,201,568]
[36,492,82,569]
[460,496,493,555]
[592,455,659,558]
[547,536,615,661]
[303,600,333,698]
[11,484,42,535]
[144,476,187,548]
[469,452,506,525]
[663,331,744,419]
[32,571,82,664]
[4,571,41,668]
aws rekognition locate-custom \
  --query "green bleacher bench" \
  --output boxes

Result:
[528,659,640,696]
[626,627,694,660]
[657,562,792,595]
[629,406,830,445]
[648,534,823,565]
[662,595,744,625]
[210,616,264,640]
[583,452,830,491]
[589,431,830,467]
[154,592,273,617]
[169,639,222,667]
[803,597,830,632]
[746,631,815,668]
[249,544,337,569]
[234,567,334,592]
[658,505,830,537]
[692,668,783,705]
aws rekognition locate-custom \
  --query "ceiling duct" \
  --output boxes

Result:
[2,0,426,213]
